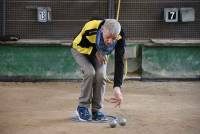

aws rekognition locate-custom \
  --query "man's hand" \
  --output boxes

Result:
[110,87,123,107]
[96,51,108,64]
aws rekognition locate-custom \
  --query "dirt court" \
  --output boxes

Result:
[0,81,200,134]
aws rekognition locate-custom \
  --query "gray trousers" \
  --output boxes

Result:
[71,48,107,112]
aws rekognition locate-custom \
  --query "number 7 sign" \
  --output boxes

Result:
[164,8,178,22]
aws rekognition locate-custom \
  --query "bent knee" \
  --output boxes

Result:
[96,70,106,80]
[84,68,95,78]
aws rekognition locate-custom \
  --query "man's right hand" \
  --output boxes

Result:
[96,51,108,64]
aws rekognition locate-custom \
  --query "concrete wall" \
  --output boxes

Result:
[0,43,141,81]
[0,42,200,81]
[142,42,200,80]
[0,45,81,81]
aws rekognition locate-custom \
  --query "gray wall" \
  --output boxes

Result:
[4,0,108,39]
[118,0,200,39]
[0,0,3,36]
[1,0,200,40]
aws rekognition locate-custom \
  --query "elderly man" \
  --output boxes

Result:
[71,19,126,121]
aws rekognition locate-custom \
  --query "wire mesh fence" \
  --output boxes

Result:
[0,0,200,40]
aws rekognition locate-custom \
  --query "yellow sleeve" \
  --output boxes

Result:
[72,20,102,54]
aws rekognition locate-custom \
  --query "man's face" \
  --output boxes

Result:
[102,28,118,46]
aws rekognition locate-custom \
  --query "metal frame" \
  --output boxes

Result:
[108,0,115,19]
[2,0,6,36]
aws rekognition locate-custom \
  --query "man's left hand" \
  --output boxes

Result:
[110,87,123,107]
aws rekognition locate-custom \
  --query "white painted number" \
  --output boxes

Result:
[169,11,176,20]
[40,11,46,20]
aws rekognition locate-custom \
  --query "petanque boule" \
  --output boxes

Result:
[109,119,117,128]
[118,118,127,126]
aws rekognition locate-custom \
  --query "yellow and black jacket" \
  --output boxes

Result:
[72,19,126,88]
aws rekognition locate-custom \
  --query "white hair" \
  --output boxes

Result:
[103,19,121,36]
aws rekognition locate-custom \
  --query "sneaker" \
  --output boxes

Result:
[77,106,91,121]
[92,111,107,121]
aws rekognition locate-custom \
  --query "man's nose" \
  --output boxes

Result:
[107,39,113,44]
